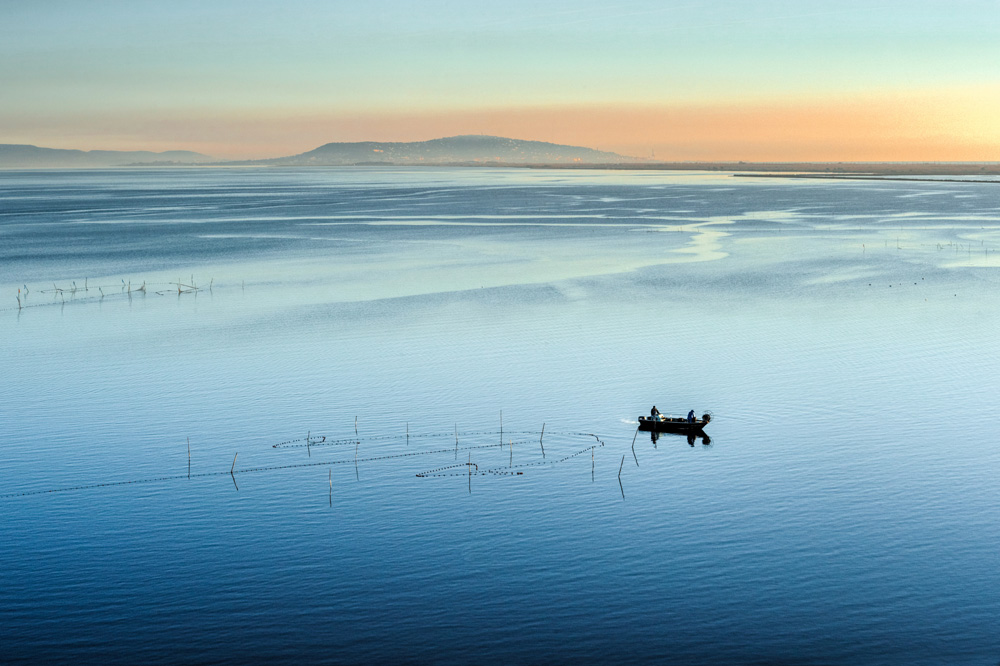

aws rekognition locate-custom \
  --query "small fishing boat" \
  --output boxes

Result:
[637,412,711,433]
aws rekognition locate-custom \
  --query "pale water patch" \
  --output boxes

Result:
[943,254,1000,268]
[648,224,730,262]
[896,190,961,198]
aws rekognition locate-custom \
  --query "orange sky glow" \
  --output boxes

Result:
[3,2,1000,162]
[8,88,997,162]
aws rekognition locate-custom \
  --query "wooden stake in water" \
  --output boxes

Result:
[468,452,472,494]
[500,410,503,447]
[406,422,409,446]
[455,424,458,460]
[618,455,625,499]
[307,430,311,457]
[329,469,332,507]
[539,423,546,459]
[187,436,191,479]
[231,452,238,474]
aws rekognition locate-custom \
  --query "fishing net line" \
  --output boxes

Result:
[1,429,605,499]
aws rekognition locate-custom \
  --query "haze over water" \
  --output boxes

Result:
[2,167,999,665]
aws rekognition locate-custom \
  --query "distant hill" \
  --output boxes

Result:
[255,135,634,166]
[0,144,214,168]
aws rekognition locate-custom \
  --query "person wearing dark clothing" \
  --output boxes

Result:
[651,406,660,418]
[687,409,695,423]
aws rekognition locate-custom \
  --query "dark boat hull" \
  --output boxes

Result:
[638,415,709,433]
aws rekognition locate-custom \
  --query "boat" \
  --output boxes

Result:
[637,412,711,433]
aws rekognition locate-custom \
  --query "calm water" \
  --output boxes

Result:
[2,167,999,665]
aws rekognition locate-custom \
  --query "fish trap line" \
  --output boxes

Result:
[37,279,213,295]
[272,429,542,450]
[36,282,172,294]
[417,462,480,477]
[0,470,234,499]
[484,444,599,475]
[4,278,226,314]
[233,441,525,475]
[1,433,605,499]
[272,430,592,450]
[3,285,202,314]
[0,443,508,499]
[416,444,599,478]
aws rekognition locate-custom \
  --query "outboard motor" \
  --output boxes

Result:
[701,413,711,423]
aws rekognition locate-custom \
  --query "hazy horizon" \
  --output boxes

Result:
[2,2,999,161]
[7,134,1000,167]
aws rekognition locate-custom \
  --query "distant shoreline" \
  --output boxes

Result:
[6,136,999,175]
[236,160,1000,178]
[732,173,1000,184]
[521,161,1000,178]
[4,162,1000,180]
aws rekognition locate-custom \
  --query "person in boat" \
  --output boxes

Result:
[687,409,695,423]
[651,406,660,419]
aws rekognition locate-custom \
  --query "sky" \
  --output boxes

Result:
[1,0,999,161]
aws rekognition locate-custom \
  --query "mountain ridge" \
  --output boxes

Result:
[0,144,214,168]
[251,135,635,166]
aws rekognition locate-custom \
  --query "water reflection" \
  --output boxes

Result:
[649,430,712,447]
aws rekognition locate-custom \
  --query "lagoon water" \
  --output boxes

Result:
[2,167,1000,664]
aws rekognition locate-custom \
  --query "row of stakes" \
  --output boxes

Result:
[12,276,249,311]
[15,235,997,311]
[0,411,634,501]
[215,413,614,498]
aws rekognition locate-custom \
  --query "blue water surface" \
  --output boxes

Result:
[2,167,999,665]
